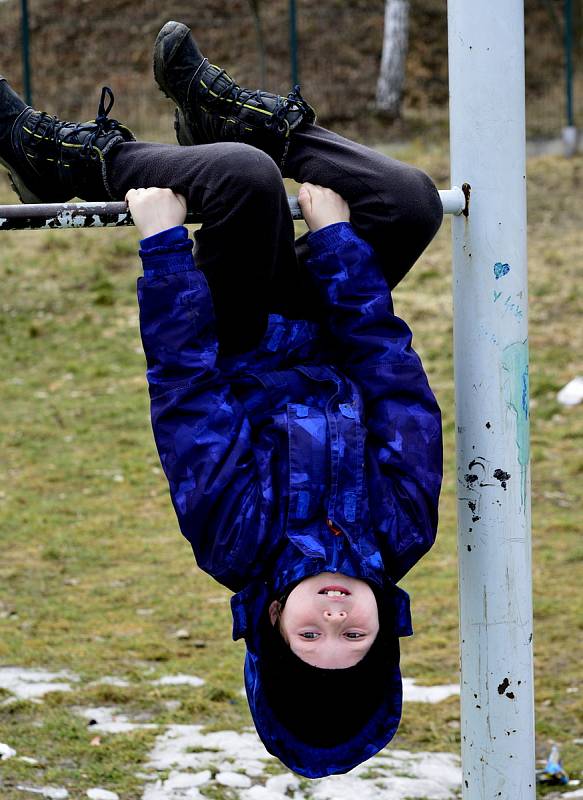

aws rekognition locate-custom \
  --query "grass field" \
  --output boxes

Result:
[0,143,581,799]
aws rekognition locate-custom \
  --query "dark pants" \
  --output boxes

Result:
[107,124,443,355]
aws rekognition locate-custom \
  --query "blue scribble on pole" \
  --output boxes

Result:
[494,262,511,279]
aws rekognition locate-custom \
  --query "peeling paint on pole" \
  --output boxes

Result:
[448,0,536,797]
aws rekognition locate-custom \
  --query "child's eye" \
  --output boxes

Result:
[344,632,365,639]
[299,632,319,639]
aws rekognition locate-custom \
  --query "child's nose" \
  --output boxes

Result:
[324,609,347,621]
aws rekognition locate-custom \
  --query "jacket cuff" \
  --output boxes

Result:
[139,225,195,276]
[306,221,357,256]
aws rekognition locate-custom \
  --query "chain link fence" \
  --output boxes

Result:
[0,0,578,142]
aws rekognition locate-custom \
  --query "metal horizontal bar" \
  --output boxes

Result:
[0,188,464,231]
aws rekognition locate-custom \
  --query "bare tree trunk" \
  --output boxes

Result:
[376,0,410,119]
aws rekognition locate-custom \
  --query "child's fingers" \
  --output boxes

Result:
[298,183,313,215]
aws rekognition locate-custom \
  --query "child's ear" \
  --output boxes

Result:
[268,600,281,626]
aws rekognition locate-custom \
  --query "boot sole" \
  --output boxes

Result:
[0,155,42,203]
[153,21,193,107]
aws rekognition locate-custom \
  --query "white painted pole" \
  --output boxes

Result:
[448,2,535,798]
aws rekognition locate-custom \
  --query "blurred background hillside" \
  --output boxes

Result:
[0,0,580,142]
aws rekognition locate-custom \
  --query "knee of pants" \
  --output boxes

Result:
[372,160,443,244]
[398,167,444,245]
[213,144,286,206]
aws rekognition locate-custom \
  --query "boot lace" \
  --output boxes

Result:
[30,86,121,165]
[268,84,312,134]
[200,60,310,135]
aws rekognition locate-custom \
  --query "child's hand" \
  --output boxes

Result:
[125,187,187,239]
[297,182,350,232]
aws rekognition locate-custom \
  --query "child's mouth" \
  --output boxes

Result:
[319,585,351,596]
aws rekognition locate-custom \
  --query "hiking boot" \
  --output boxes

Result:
[153,20,316,169]
[0,76,135,203]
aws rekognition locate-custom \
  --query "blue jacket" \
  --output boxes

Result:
[137,222,443,777]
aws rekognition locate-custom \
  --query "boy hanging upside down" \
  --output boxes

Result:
[0,20,443,777]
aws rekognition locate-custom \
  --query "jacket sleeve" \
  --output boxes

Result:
[305,222,443,582]
[136,226,274,592]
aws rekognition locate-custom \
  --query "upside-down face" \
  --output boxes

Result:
[268,572,380,669]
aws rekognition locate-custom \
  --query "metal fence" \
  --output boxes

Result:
[0,0,577,142]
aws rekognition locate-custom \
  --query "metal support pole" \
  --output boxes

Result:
[20,0,32,105]
[565,0,574,126]
[448,2,535,798]
[289,0,299,86]
[563,0,578,155]
[0,189,466,231]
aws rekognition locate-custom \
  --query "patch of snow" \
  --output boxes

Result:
[146,725,272,774]
[151,675,204,688]
[265,774,300,794]
[216,771,252,788]
[141,724,461,800]
[93,676,131,688]
[0,667,79,699]
[87,791,120,800]
[74,706,158,734]
[1,741,17,759]
[165,771,212,790]
[310,751,461,799]
[564,792,583,799]
[557,376,583,406]
[241,788,289,800]
[16,787,69,799]
[402,678,460,704]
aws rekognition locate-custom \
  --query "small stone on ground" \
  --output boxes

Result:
[1,741,17,759]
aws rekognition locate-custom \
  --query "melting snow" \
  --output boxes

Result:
[93,676,132,688]
[151,675,205,688]
[0,663,203,706]
[15,787,69,799]
[1,741,17,759]
[140,724,461,800]
[216,771,253,788]
[402,678,460,703]
[2,667,461,799]
[557,376,583,406]
[0,667,79,699]
[74,706,158,734]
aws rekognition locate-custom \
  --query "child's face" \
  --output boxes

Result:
[268,572,380,669]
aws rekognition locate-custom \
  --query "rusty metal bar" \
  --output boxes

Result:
[0,198,302,231]
[0,189,464,231]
